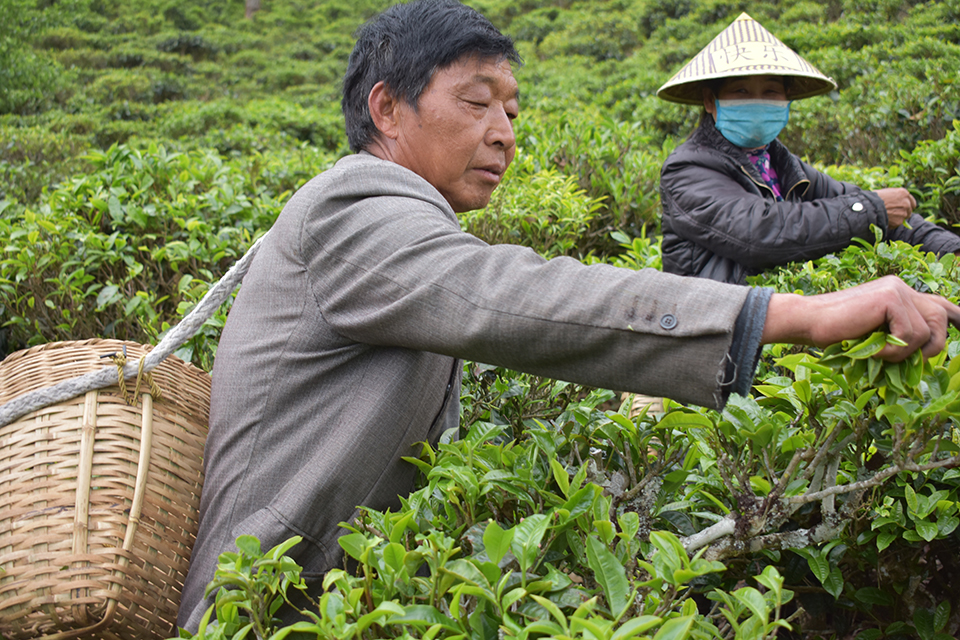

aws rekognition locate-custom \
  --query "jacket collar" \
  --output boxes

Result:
[690,114,807,192]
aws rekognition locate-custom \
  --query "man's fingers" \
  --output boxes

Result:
[944,297,960,330]
[921,330,947,359]
[921,296,960,357]
[882,293,958,361]
[763,277,959,365]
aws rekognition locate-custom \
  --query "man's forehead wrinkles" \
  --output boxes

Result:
[454,74,519,100]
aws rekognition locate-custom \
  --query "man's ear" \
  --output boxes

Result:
[368,81,401,140]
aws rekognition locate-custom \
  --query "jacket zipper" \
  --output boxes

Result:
[740,165,810,201]
[784,179,811,200]
[740,165,775,197]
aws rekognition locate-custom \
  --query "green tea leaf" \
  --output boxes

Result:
[585,535,630,616]
[652,615,694,640]
[733,587,768,623]
[935,601,951,632]
[338,532,371,562]
[550,458,570,498]
[915,607,935,640]
[842,331,887,359]
[389,605,460,631]
[905,485,919,515]
[483,520,514,565]
[854,587,893,607]
[235,535,262,557]
[824,566,844,599]
[914,520,939,542]
[382,542,406,574]
[656,411,713,430]
[511,514,550,572]
[611,615,662,640]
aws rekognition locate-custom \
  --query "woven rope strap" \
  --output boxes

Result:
[0,231,269,428]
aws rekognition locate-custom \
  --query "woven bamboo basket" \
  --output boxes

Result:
[0,339,211,640]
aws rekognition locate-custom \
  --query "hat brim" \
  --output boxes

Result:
[655,12,837,105]
[657,71,837,105]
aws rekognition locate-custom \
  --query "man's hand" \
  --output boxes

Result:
[761,276,960,361]
[875,187,916,228]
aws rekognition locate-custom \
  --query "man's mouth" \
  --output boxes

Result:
[474,164,505,182]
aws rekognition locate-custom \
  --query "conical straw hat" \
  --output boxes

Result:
[657,12,837,105]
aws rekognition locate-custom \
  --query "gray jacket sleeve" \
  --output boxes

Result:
[303,154,754,408]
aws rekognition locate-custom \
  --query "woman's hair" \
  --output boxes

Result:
[341,0,521,152]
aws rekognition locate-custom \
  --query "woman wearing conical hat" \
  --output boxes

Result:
[656,13,960,285]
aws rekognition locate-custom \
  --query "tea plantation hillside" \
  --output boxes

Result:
[4,1,960,639]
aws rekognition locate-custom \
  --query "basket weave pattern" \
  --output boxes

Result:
[0,339,211,640]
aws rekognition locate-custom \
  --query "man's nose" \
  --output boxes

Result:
[487,105,516,149]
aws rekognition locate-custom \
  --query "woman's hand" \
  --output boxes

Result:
[875,187,916,228]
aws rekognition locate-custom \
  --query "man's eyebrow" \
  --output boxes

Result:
[469,74,521,102]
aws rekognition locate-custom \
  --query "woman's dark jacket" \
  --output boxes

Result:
[660,116,960,284]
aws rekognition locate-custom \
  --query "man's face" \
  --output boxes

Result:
[390,56,519,213]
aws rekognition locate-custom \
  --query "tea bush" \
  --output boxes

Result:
[0,138,607,363]
[4,1,960,638]
[0,0,65,115]
[515,108,673,247]
[460,156,605,259]
[898,121,960,226]
[0,143,315,365]
[172,236,960,640]
[178,374,799,640]
[0,122,92,204]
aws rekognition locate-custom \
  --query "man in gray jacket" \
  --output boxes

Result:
[177,1,960,631]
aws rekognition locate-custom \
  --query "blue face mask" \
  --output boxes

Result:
[714,99,791,149]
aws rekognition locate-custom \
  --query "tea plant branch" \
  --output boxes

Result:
[616,447,683,505]
[762,448,777,494]
[821,454,842,516]
[683,448,960,558]
[772,442,807,499]
[679,515,736,553]
[799,414,840,484]
[0,231,269,428]
[787,454,960,505]
[622,437,637,487]
[700,510,848,562]
[713,452,741,503]
[807,458,826,497]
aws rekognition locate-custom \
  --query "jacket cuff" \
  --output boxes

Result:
[862,189,889,230]
[720,287,773,403]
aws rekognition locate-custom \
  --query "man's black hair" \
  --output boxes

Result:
[342,0,521,152]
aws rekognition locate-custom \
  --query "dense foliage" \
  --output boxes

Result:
[3,0,960,639]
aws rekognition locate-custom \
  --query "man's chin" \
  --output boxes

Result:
[450,192,495,214]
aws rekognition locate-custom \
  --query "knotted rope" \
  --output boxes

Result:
[0,231,269,428]
[104,346,163,405]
